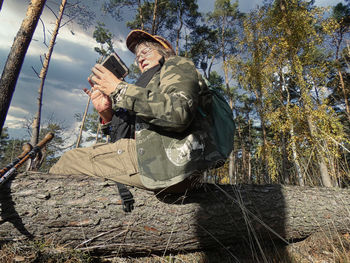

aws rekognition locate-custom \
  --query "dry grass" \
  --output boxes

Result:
[0,240,94,263]
[286,232,350,263]
[0,232,349,263]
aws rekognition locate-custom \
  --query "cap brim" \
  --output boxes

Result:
[126,30,170,53]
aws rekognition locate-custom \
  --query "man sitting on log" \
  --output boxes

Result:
[50,30,225,194]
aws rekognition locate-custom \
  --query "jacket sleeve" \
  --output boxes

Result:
[109,57,199,132]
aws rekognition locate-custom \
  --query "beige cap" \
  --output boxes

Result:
[126,29,174,53]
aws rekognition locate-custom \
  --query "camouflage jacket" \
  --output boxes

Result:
[109,56,224,190]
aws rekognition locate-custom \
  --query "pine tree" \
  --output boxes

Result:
[207,0,241,183]
[0,0,46,134]
[266,0,345,186]
[29,0,67,171]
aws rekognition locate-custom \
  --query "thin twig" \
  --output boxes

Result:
[45,3,59,20]
[39,18,47,45]
[75,229,128,249]
[31,66,40,78]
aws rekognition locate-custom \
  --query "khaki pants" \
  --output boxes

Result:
[49,139,147,189]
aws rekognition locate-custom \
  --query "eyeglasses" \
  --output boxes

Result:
[135,47,153,63]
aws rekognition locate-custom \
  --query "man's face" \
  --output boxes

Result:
[135,44,163,73]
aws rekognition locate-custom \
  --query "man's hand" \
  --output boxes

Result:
[84,79,113,123]
[90,64,122,96]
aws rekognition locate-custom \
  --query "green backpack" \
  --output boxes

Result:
[209,88,235,158]
[199,87,235,159]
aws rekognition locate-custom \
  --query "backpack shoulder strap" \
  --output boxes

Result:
[116,182,135,212]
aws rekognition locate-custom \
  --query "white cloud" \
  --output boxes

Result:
[8,106,29,115]
[58,28,96,48]
[51,52,75,63]
[5,115,27,129]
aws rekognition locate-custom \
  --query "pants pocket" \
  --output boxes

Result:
[89,140,138,177]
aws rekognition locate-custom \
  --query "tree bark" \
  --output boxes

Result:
[28,0,67,172]
[0,0,46,135]
[151,0,158,34]
[1,172,350,256]
[30,0,67,147]
[137,0,144,31]
[75,97,90,148]
[306,116,333,187]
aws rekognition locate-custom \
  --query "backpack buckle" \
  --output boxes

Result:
[117,184,135,212]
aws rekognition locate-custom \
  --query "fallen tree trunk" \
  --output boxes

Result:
[0,172,349,257]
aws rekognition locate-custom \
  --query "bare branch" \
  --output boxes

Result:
[45,3,59,20]
[31,66,40,78]
[39,18,46,45]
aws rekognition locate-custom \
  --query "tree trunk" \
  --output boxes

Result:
[0,0,46,135]
[175,3,183,56]
[338,69,350,123]
[282,70,304,185]
[1,172,349,257]
[137,0,144,31]
[76,97,91,148]
[28,0,67,171]
[306,116,333,187]
[30,0,67,146]
[151,0,158,34]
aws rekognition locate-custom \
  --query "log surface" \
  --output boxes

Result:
[0,172,349,256]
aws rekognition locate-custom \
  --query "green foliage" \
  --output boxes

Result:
[187,25,220,77]
[103,0,201,53]
[207,71,224,90]
[0,127,10,157]
[4,117,68,172]
[0,130,27,173]
[37,122,66,172]
[333,2,350,24]
[93,22,114,57]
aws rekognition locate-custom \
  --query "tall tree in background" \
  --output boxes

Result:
[22,115,66,172]
[28,0,67,171]
[0,135,27,173]
[104,0,201,54]
[167,0,201,54]
[188,25,220,79]
[24,0,95,154]
[0,0,46,135]
[0,127,11,165]
[102,0,145,30]
[231,0,348,186]
[124,0,177,35]
[37,121,65,171]
[268,0,338,187]
[207,0,241,182]
[229,92,256,184]
[324,3,350,123]
[28,0,95,168]
[233,6,276,184]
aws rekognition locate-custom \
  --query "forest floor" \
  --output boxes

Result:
[0,231,349,262]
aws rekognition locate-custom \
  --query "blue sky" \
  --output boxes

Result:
[0,0,345,142]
